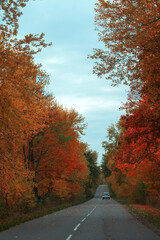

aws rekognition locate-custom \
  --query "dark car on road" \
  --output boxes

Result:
[102,192,110,200]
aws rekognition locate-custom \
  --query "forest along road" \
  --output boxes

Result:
[0,185,160,240]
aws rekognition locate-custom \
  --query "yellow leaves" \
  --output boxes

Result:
[107,159,117,171]
[0,154,34,206]
[91,0,160,90]
[20,2,26,8]
[53,180,70,199]
[0,31,53,207]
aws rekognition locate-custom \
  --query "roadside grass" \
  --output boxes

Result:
[115,198,160,232]
[0,197,92,232]
[127,204,160,230]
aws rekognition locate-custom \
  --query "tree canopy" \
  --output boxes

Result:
[97,0,160,203]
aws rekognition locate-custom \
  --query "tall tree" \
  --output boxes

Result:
[32,106,88,200]
[92,0,160,202]
[0,0,52,206]
[90,0,160,89]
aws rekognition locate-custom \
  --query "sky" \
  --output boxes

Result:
[18,0,128,165]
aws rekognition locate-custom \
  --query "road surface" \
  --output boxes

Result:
[0,185,159,240]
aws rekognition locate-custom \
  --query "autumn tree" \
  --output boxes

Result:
[66,142,90,200]
[0,0,97,209]
[91,0,160,87]
[0,0,52,207]
[101,154,111,179]
[114,107,160,198]
[31,105,89,201]
[101,124,127,197]
[101,124,120,179]
[101,116,159,201]
[91,0,160,132]
[92,0,160,203]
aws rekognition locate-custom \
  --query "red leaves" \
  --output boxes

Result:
[99,0,159,202]
[110,98,160,197]
[32,106,89,199]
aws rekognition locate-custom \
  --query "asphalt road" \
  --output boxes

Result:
[0,185,160,240]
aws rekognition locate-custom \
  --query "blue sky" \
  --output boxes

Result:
[18,0,128,165]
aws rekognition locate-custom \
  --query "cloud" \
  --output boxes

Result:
[45,57,66,65]
[100,85,129,93]
[56,94,121,114]
[18,0,129,165]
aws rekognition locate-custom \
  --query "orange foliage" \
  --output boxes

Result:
[0,0,97,207]
[0,0,51,206]
[32,106,88,199]
[98,0,160,201]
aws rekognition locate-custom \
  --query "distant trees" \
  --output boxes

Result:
[101,124,129,200]
[93,0,160,204]
[84,151,100,197]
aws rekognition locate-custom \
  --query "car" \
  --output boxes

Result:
[102,192,110,200]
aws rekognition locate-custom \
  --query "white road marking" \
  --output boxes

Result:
[67,205,97,238]
[81,217,86,222]
[88,206,97,216]
[66,234,72,240]
[74,223,81,231]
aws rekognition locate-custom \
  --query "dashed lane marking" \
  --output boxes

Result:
[66,205,97,239]
[66,234,72,240]
[74,223,81,231]
[81,217,86,222]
